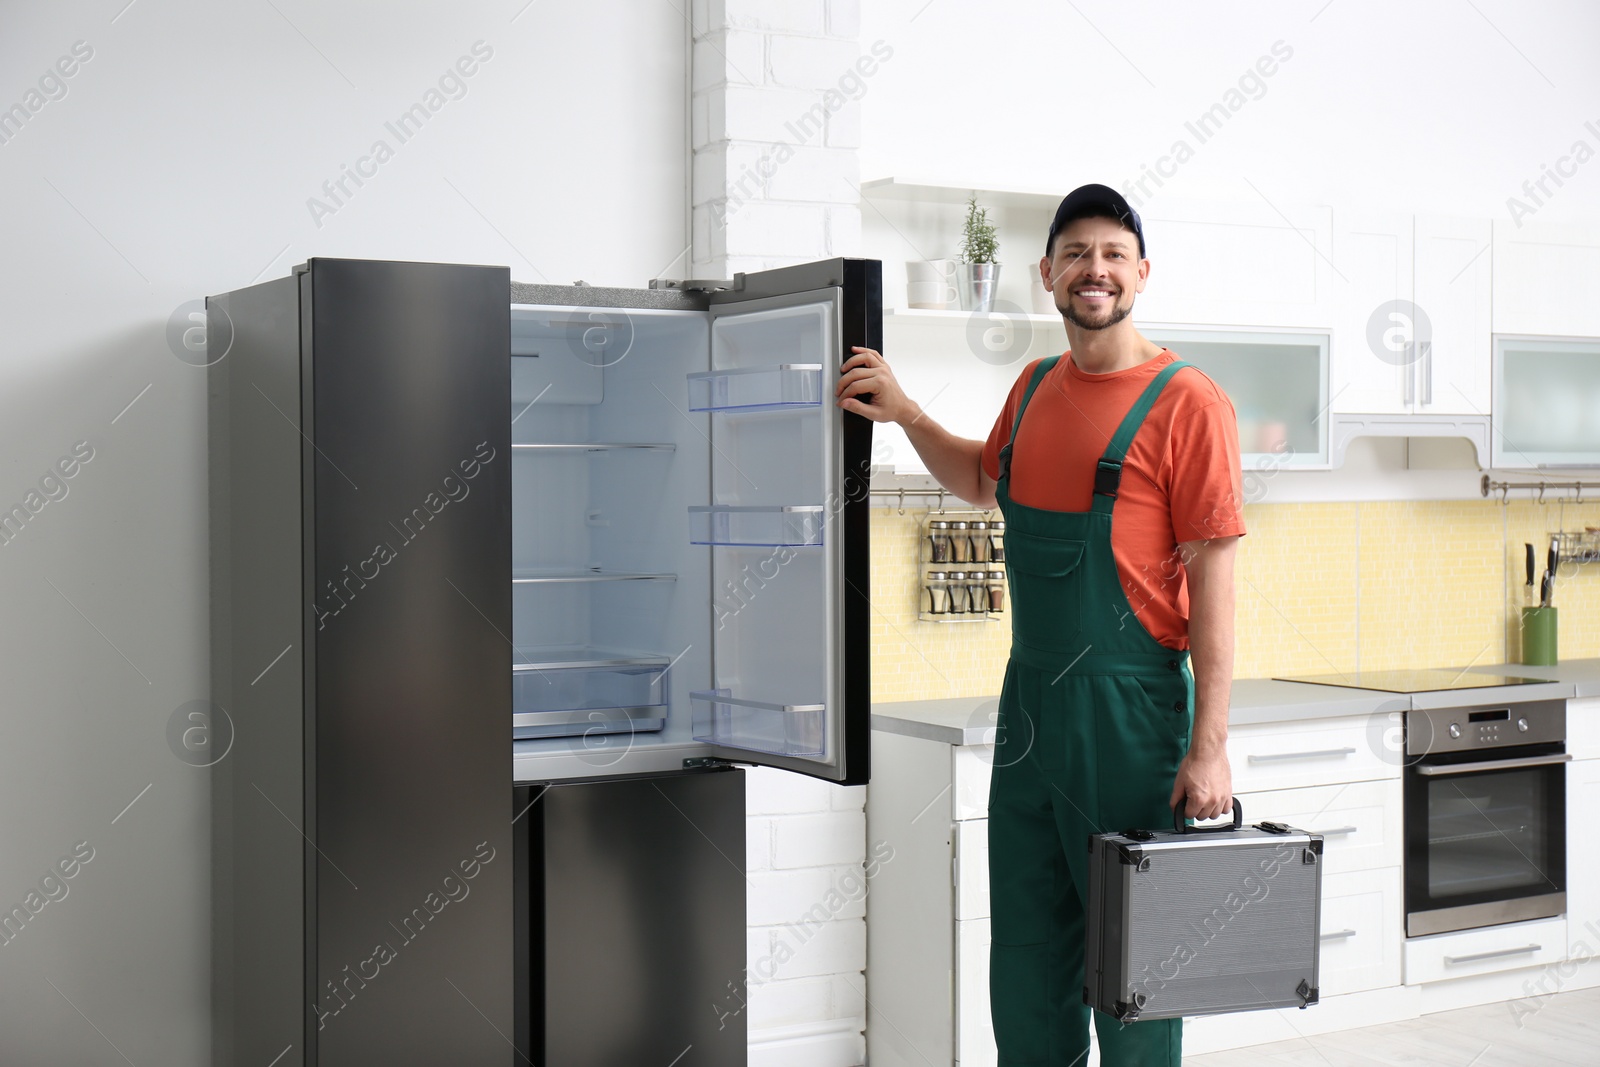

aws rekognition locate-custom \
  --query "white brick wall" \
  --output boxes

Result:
[691,5,877,1061]
[691,0,871,279]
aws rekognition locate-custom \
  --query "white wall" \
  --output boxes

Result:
[0,2,685,1063]
[862,0,1600,222]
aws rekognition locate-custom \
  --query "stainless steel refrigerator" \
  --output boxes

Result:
[209,256,878,1066]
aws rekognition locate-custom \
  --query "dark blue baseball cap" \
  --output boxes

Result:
[1045,184,1145,258]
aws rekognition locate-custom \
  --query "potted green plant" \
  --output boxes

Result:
[957,195,1000,313]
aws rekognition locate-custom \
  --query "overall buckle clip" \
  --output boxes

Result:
[1093,459,1122,498]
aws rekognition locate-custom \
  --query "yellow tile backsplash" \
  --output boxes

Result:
[869,499,1600,703]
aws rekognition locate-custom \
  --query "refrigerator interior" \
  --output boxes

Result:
[510,295,842,769]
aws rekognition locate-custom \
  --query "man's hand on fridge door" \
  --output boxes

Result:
[837,346,918,424]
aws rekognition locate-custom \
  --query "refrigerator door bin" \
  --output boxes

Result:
[689,505,825,547]
[691,689,825,757]
[513,650,669,738]
[687,364,824,411]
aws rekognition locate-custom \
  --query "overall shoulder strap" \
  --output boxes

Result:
[1091,360,1191,506]
[997,356,1060,482]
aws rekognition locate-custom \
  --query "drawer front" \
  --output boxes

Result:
[1318,868,1402,996]
[955,819,990,920]
[955,918,997,1067]
[1569,698,1600,761]
[1229,714,1399,792]
[1403,916,1567,985]
[1235,779,1401,874]
[953,746,995,821]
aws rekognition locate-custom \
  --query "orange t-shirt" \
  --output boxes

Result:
[980,349,1246,650]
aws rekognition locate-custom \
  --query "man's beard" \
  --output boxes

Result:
[1060,294,1133,331]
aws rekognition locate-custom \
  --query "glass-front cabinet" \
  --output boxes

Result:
[1492,336,1600,468]
[1143,325,1331,468]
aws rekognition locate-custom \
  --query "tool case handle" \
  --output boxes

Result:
[1172,797,1243,834]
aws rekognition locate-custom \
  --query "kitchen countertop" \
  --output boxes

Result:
[872,657,1600,745]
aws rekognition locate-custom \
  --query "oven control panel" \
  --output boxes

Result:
[1406,698,1565,755]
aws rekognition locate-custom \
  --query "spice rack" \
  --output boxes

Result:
[1553,529,1600,564]
[917,508,1008,623]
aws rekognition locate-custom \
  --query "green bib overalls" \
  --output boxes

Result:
[988,355,1195,1067]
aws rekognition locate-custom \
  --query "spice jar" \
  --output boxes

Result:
[966,572,989,616]
[950,521,972,563]
[946,571,969,614]
[986,570,1007,614]
[969,520,989,564]
[923,571,950,615]
[926,520,952,563]
[988,520,1006,563]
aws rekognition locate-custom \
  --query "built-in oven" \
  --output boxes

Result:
[1404,699,1570,937]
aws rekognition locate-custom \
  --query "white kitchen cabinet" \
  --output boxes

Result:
[1319,867,1405,995]
[1227,713,1401,793]
[1234,778,1402,874]
[1332,210,1413,415]
[1568,757,1600,959]
[1493,218,1600,338]
[1135,199,1335,330]
[1413,215,1493,415]
[1330,212,1491,418]
[866,725,997,1067]
[1569,697,1600,760]
[1403,916,1568,985]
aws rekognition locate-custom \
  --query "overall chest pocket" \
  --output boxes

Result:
[1004,529,1086,652]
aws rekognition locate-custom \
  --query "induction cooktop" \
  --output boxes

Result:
[1272,668,1553,693]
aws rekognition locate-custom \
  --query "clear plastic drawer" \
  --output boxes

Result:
[512,650,668,739]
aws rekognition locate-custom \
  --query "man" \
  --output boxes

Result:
[836,184,1244,1065]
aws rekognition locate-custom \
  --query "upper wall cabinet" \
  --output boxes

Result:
[1134,200,1334,331]
[1493,218,1600,337]
[1330,213,1491,418]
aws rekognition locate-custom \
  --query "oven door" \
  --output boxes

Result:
[1404,743,1569,937]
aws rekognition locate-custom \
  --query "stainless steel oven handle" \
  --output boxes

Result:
[1247,747,1357,763]
[1415,754,1572,776]
[1443,944,1541,965]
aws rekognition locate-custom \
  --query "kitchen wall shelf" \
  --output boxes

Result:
[689,504,825,547]
[691,689,826,757]
[687,364,823,412]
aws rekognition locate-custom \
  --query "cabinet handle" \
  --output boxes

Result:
[1320,928,1357,941]
[1420,340,1433,405]
[1403,342,1415,406]
[1247,747,1357,763]
[1443,944,1541,965]
[1312,826,1359,838]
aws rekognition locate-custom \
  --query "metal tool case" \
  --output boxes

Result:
[1085,801,1323,1022]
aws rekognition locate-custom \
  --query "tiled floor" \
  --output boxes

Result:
[1184,985,1600,1066]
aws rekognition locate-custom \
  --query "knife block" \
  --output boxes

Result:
[1520,606,1558,666]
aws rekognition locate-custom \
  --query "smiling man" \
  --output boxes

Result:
[837,183,1245,1066]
